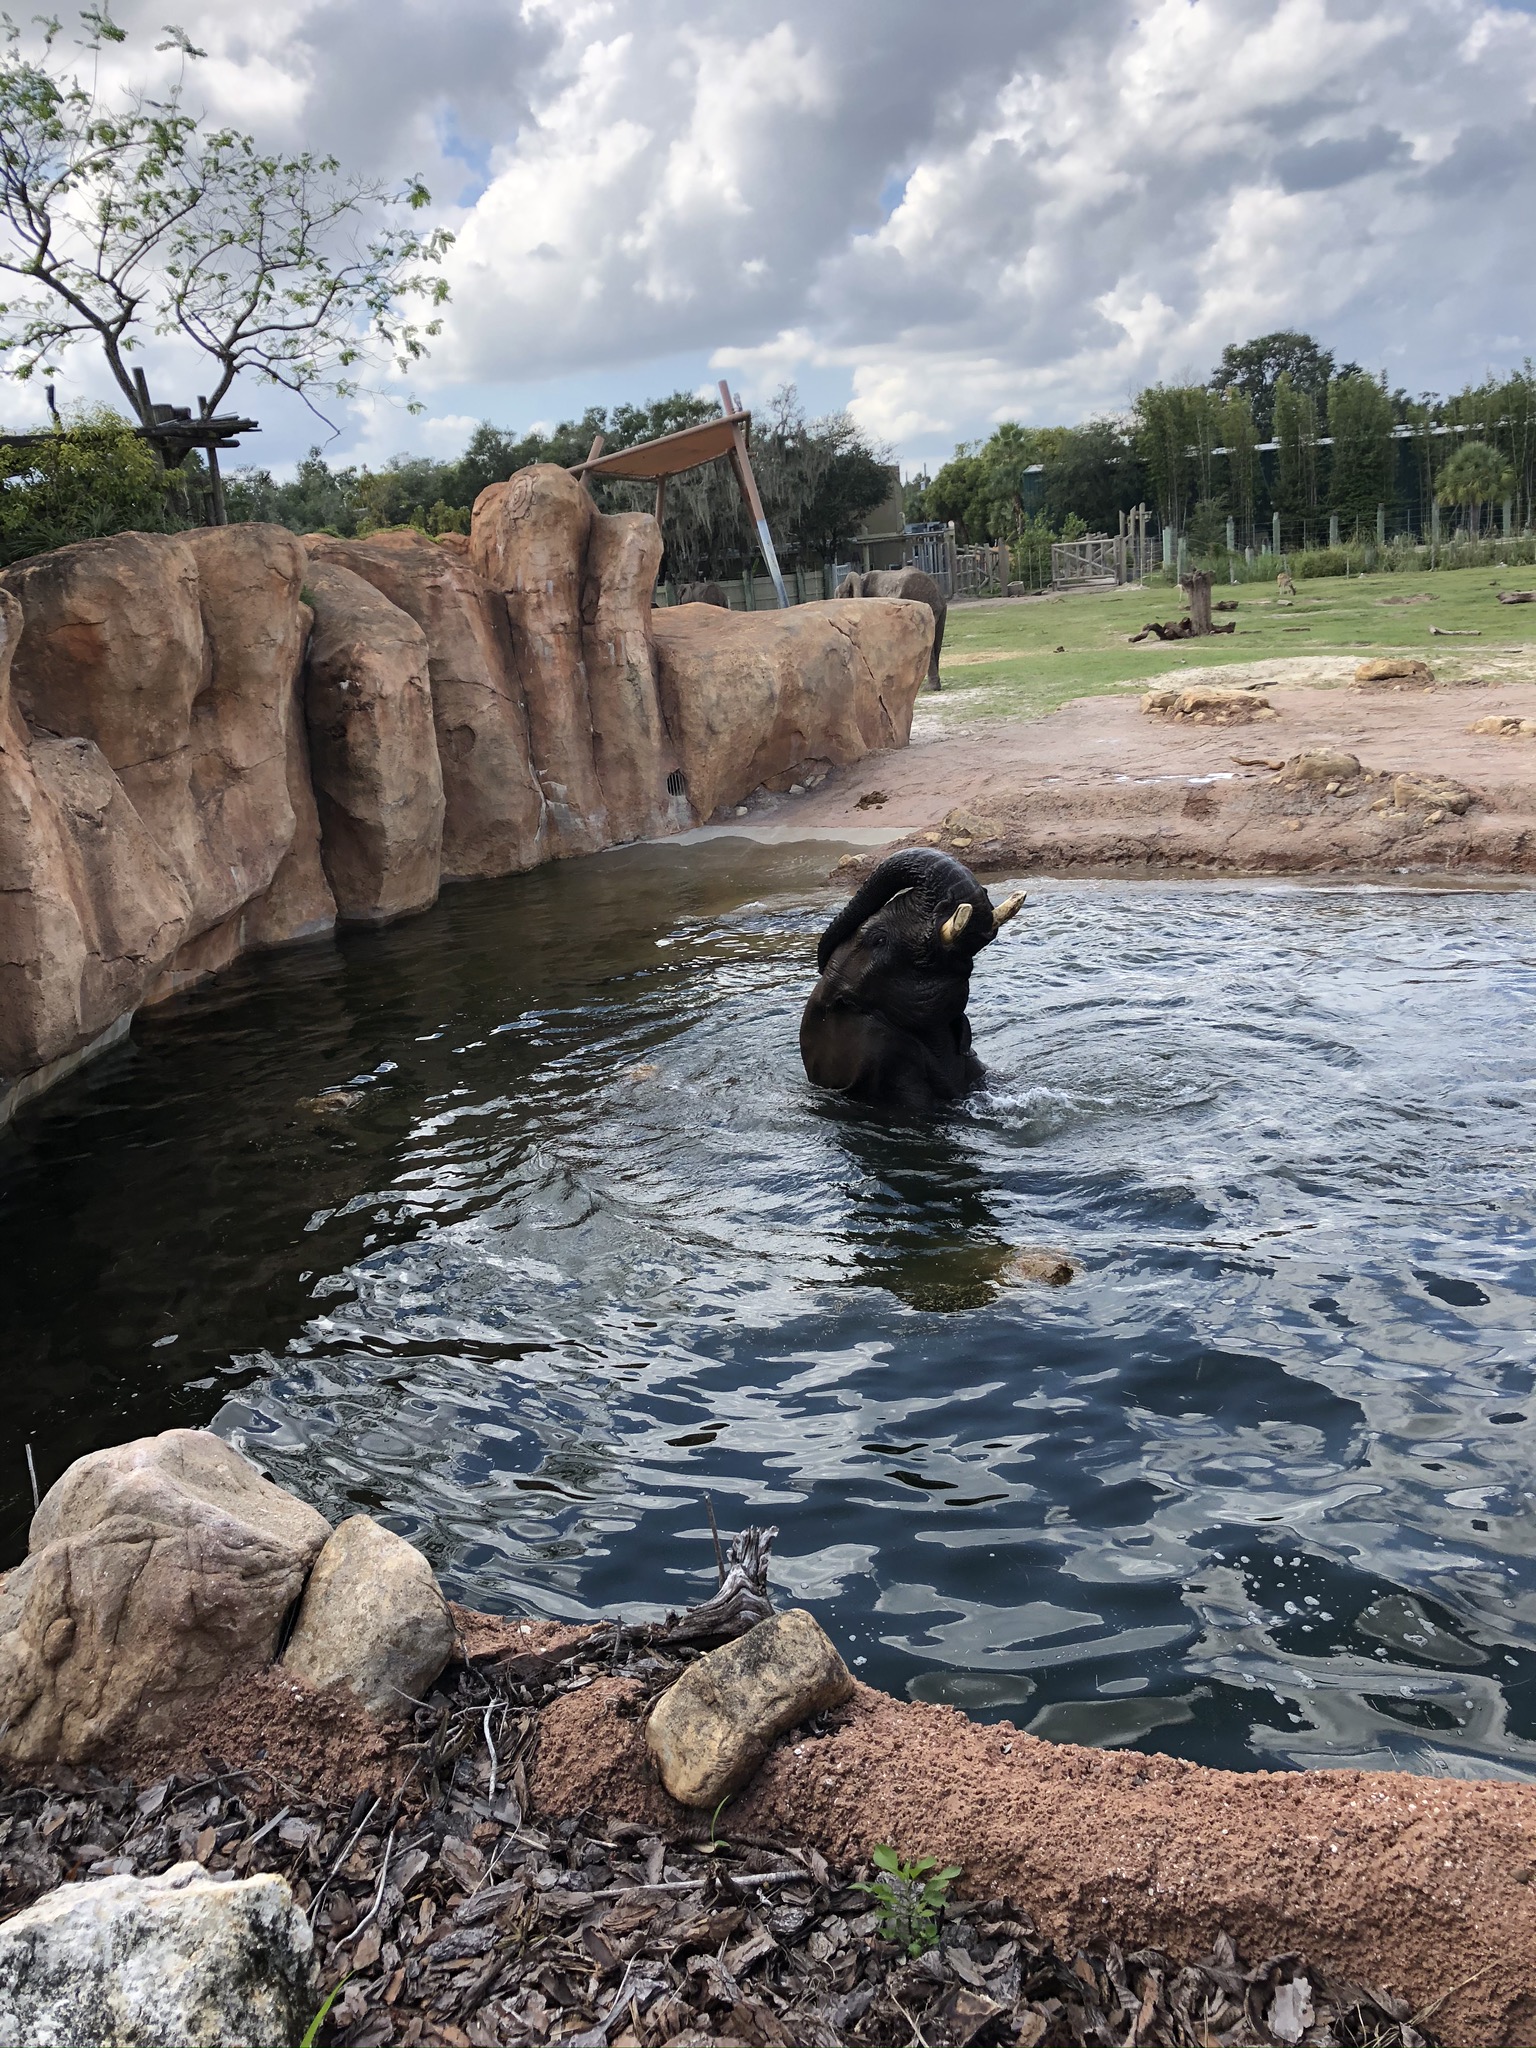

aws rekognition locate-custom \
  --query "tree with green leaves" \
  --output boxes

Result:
[1327,373,1396,526]
[1435,440,1513,539]
[1209,331,1347,439]
[1039,419,1142,534]
[1272,372,1322,535]
[0,401,167,561]
[0,7,451,428]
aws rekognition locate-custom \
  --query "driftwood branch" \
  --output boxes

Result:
[483,1523,780,1684]
[1497,590,1535,605]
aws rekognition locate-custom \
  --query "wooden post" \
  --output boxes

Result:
[581,433,605,501]
[1182,567,1214,635]
[654,474,667,527]
[198,398,227,526]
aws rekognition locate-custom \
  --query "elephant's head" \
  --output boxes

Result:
[800,848,1025,1108]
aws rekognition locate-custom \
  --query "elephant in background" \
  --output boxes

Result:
[835,567,946,692]
[678,581,729,607]
[800,847,1024,1112]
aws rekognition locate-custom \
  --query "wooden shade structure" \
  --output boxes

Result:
[569,382,789,607]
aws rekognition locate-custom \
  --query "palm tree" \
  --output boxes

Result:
[1436,441,1513,540]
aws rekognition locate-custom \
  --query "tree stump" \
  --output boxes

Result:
[1181,568,1214,635]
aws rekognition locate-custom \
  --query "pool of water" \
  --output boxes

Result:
[4,846,1536,1777]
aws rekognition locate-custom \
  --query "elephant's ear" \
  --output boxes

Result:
[816,850,961,970]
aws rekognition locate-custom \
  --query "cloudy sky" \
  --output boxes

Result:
[16,0,1536,475]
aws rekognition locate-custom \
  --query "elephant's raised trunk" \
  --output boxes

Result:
[816,848,989,971]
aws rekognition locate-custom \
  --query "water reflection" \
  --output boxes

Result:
[3,851,1536,1776]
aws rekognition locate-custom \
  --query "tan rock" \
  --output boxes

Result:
[581,511,688,841]
[1280,749,1363,787]
[2,533,214,910]
[472,465,609,856]
[305,531,547,879]
[0,589,190,1089]
[1005,1248,1077,1286]
[1469,715,1536,739]
[1143,685,1274,724]
[1354,658,1434,685]
[836,566,946,691]
[302,561,444,923]
[242,604,338,952]
[0,1429,330,1766]
[281,1513,453,1718]
[653,599,929,822]
[2,529,305,986]
[644,1609,854,1807]
[1392,772,1474,817]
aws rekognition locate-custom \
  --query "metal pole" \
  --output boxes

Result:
[718,381,789,608]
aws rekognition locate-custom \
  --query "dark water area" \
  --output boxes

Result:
[4,846,1536,1779]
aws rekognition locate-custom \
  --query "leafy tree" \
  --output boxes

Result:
[1436,440,1513,538]
[0,404,168,563]
[1273,373,1323,532]
[1134,384,1219,532]
[0,8,451,427]
[1327,373,1396,524]
[1209,331,1347,439]
[1038,420,1142,534]
[918,422,1053,541]
[222,447,363,533]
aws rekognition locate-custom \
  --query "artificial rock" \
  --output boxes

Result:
[0,1861,315,2048]
[301,560,445,922]
[644,1607,854,1807]
[472,465,610,856]
[652,598,930,822]
[0,1429,331,1767]
[581,511,688,842]
[281,1512,455,1718]
[305,531,547,878]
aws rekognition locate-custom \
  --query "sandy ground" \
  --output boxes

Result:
[534,1677,1536,2046]
[725,671,1536,880]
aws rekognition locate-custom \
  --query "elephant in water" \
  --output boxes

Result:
[800,848,1024,1111]
[834,568,947,692]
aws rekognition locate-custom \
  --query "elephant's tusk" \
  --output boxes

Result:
[939,900,973,945]
[992,892,1027,926]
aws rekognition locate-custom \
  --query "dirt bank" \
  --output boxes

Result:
[769,677,1536,878]
[533,1676,1536,2046]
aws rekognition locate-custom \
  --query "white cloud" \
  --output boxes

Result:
[9,0,1535,465]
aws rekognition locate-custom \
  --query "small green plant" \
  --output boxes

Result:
[298,1974,349,2048]
[852,1844,962,1957]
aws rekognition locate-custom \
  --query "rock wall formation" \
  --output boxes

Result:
[0,472,931,1119]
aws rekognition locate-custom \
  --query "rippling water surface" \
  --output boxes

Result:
[4,846,1536,1776]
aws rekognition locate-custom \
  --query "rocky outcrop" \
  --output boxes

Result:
[0,500,933,1114]
[0,1429,330,1767]
[281,1512,455,1718]
[0,1861,315,2048]
[472,466,609,856]
[582,512,689,841]
[301,560,445,923]
[305,530,547,879]
[835,566,945,691]
[644,1609,854,1807]
[0,588,189,1101]
[653,598,930,821]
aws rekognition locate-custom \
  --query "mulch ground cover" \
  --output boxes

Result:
[0,1633,1439,2048]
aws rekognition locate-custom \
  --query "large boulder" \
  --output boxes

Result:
[0,1429,331,1767]
[0,1861,315,2048]
[302,561,445,923]
[0,589,190,1100]
[281,1513,454,1718]
[471,465,609,857]
[239,602,337,953]
[653,598,930,820]
[836,567,945,691]
[581,511,688,841]
[644,1609,854,1807]
[2,532,301,952]
[305,531,548,879]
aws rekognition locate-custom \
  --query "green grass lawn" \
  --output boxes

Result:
[929,564,1536,724]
